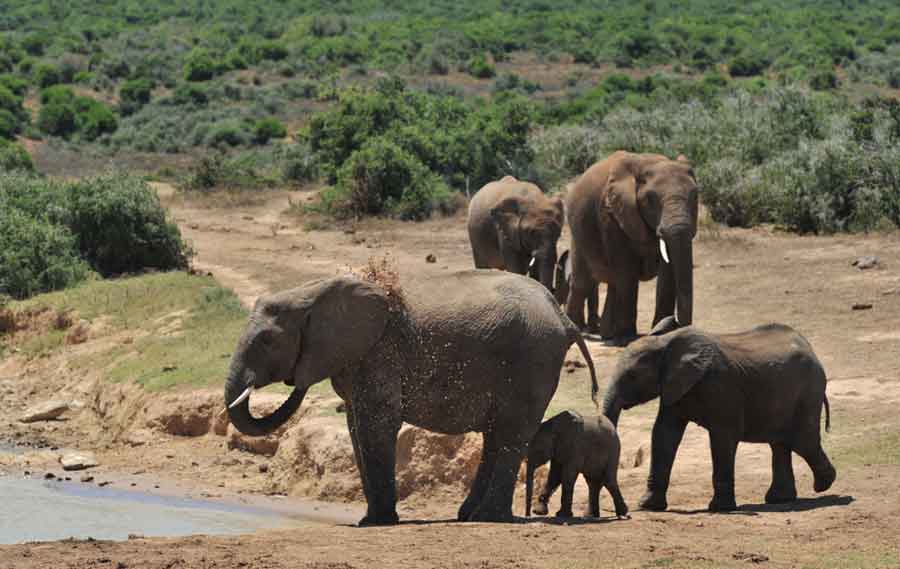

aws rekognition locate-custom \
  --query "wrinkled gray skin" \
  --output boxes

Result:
[525,410,628,519]
[566,151,699,343]
[468,176,564,292]
[225,271,598,526]
[603,316,836,512]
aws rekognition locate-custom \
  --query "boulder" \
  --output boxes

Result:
[60,451,98,471]
[20,401,69,423]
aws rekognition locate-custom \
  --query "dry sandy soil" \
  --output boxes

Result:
[2,185,900,568]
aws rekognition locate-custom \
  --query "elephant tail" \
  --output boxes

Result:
[824,393,831,433]
[571,331,599,409]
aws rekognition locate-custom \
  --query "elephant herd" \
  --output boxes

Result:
[224,150,835,526]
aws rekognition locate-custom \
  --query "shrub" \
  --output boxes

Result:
[0,207,90,299]
[76,99,118,141]
[729,52,768,77]
[0,85,23,118]
[0,109,17,139]
[173,83,208,105]
[0,74,28,97]
[206,122,248,148]
[0,140,33,171]
[810,69,839,91]
[467,54,496,79]
[253,117,287,144]
[34,63,61,88]
[65,174,191,276]
[184,48,219,82]
[37,102,77,137]
[120,78,154,114]
[277,142,318,184]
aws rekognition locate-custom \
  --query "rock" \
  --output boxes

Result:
[144,393,219,437]
[852,256,880,270]
[80,475,94,483]
[227,428,280,457]
[44,472,55,480]
[20,401,69,423]
[258,463,269,473]
[335,401,346,414]
[425,254,437,263]
[852,303,873,311]
[732,552,769,564]
[60,452,98,471]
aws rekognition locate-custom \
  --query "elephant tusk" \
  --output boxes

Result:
[528,256,536,270]
[228,386,254,409]
[659,238,670,264]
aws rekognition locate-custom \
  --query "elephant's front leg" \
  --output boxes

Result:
[458,431,499,521]
[639,408,688,511]
[765,442,797,504]
[556,466,579,518]
[350,379,402,526]
[707,430,739,512]
[533,460,562,516]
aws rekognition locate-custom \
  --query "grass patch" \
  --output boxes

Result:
[834,428,900,467]
[802,550,900,569]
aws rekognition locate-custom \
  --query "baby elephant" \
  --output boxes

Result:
[525,410,629,519]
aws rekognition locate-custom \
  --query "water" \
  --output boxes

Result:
[0,476,310,544]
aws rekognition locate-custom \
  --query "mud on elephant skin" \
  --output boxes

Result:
[565,151,699,342]
[525,410,629,519]
[225,270,599,526]
[467,176,564,293]
[603,316,836,513]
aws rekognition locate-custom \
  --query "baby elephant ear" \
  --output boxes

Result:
[661,336,719,406]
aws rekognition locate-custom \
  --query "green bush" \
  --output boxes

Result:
[76,99,118,141]
[0,85,23,119]
[120,78,154,114]
[37,102,77,137]
[810,69,839,91]
[184,48,220,82]
[0,74,28,97]
[0,140,33,171]
[0,109,17,139]
[65,174,191,276]
[0,207,91,299]
[173,83,208,105]
[34,63,61,88]
[467,54,496,79]
[277,142,318,184]
[206,122,249,148]
[253,117,287,144]
[37,87,117,140]
[729,52,768,77]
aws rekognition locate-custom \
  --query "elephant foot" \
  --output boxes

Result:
[638,491,668,512]
[357,511,400,527]
[468,506,515,523]
[615,504,630,519]
[532,501,549,516]
[814,464,837,493]
[764,486,797,504]
[708,495,738,513]
[554,509,574,519]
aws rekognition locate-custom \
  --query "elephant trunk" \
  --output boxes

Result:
[225,365,307,437]
[663,230,693,326]
[525,461,535,517]
[602,386,623,428]
[537,248,557,293]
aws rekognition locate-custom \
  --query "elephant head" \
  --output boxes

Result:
[601,318,721,426]
[605,153,699,326]
[525,410,583,516]
[225,276,390,436]
[490,192,564,292]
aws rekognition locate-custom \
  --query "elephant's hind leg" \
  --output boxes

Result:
[793,435,836,494]
[605,454,629,518]
[468,413,536,522]
[586,478,602,517]
[765,442,797,504]
[458,431,499,521]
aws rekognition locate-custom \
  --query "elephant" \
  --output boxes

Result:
[565,151,699,343]
[224,270,598,525]
[525,410,628,519]
[467,176,565,292]
[602,316,836,512]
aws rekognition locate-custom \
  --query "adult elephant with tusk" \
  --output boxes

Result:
[225,270,598,526]
[565,151,699,343]
[467,176,564,293]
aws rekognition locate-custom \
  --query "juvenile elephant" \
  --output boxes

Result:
[467,176,564,292]
[525,410,628,519]
[602,317,836,512]
[225,270,598,525]
[566,151,699,342]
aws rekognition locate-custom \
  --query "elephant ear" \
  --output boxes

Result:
[549,194,565,223]
[551,410,584,463]
[660,334,719,406]
[604,160,654,248]
[490,196,522,244]
[293,277,390,388]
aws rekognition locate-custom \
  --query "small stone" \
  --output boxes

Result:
[161,365,177,373]
[852,256,880,270]
[80,475,94,483]
[98,481,111,487]
[425,254,437,263]
[44,472,56,480]
[60,452,98,471]
[336,401,346,414]
[632,445,646,468]
[258,463,269,473]
[852,303,873,311]
[20,401,69,423]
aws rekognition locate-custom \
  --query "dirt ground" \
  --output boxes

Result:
[2,185,900,568]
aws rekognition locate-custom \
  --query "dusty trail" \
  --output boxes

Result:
[2,186,900,567]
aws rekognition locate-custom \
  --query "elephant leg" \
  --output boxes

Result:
[555,466,578,518]
[707,430,739,512]
[533,460,562,516]
[614,277,639,342]
[469,415,534,522]
[605,463,629,518]
[639,408,688,511]
[350,384,402,526]
[566,251,593,330]
[653,260,676,327]
[596,283,617,338]
[586,477,602,517]
[793,435,836,494]
[765,442,797,504]
[458,431,499,521]
[345,404,372,506]
[586,282,600,331]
